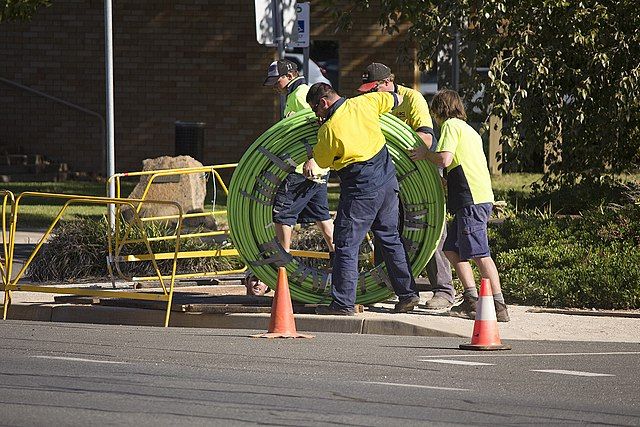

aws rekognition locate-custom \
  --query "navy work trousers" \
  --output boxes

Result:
[331,177,417,309]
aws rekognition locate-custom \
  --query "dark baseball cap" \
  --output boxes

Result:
[357,62,392,92]
[263,59,297,86]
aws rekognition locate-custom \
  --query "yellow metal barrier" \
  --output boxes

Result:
[106,164,335,281]
[0,191,183,327]
[107,164,249,282]
[0,163,335,328]
[0,190,15,290]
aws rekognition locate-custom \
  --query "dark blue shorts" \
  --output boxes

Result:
[443,203,493,261]
[272,173,331,226]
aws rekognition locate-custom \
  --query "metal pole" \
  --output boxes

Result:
[302,3,310,85]
[452,30,460,91]
[273,1,284,61]
[272,0,285,118]
[104,0,116,227]
[303,47,310,84]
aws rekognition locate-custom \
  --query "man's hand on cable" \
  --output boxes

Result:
[303,158,322,181]
[408,144,430,161]
[303,158,316,177]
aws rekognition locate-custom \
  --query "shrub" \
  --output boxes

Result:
[28,216,243,282]
[523,179,639,215]
[490,204,640,309]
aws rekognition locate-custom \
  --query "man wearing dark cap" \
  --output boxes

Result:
[306,82,420,315]
[255,59,334,292]
[358,62,456,310]
[263,59,312,117]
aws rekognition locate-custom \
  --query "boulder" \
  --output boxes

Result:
[125,155,216,229]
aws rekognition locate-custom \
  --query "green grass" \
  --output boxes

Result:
[490,172,640,198]
[0,181,134,228]
[3,172,638,228]
[1,181,125,228]
[0,181,114,196]
[491,173,542,197]
[0,180,234,229]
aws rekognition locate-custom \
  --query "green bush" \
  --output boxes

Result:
[490,204,640,309]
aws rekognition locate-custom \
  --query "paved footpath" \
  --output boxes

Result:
[3,230,639,343]
[2,285,639,343]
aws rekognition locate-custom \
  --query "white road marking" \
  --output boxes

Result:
[423,359,495,366]
[420,351,640,359]
[531,369,615,377]
[31,356,129,365]
[361,381,469,392]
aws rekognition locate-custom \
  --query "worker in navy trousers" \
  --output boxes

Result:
[305,82,420,315]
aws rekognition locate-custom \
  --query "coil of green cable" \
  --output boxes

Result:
[228,108,444,304]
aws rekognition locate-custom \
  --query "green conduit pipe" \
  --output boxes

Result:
[228,109,445,304]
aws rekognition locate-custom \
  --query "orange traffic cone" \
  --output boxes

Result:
[251,267,314,339]
[459,278,511,351]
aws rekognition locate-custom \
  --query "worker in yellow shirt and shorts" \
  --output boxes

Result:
[357,62,455,310]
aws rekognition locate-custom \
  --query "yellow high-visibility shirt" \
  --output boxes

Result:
[392,84,434,131]
[284,77,310,117]
[314,92,396,171]
[436,117,494,211]
[282,77,330,178]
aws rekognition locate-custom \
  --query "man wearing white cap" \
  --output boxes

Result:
[263,59,311,117]
[261,59,335,280]
[247,59,323,295]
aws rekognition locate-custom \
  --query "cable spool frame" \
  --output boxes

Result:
[228,109,445,304]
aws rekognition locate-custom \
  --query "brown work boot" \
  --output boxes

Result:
[449,295,477,320]
[315,304,355,316]
[393,295,420,313]
[495,300,511,322]
[423,295,454,310]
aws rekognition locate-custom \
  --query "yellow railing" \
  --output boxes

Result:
[0,190,15,290]
[0,191,182,327]
[0,164,337,328]
[106,164,248,282]
[107,164,336,278]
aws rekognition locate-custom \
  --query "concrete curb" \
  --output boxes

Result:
[6,299,640,342]
[4,303,466,337]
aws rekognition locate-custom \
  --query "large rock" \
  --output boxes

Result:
[125,155,215,229]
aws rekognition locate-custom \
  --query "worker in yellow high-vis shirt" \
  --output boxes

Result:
[357,62,455,310]
[306,82,419,315]
[243,60,335,296]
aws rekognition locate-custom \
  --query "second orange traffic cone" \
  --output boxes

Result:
[251,267,314,339]
[459,278,510,351]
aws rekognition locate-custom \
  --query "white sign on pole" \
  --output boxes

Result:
[287,3,309,48]
[254,0,296,46]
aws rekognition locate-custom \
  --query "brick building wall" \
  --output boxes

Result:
[0,0,415,176]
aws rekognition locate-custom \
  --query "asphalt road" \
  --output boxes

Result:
[0,320,638,426]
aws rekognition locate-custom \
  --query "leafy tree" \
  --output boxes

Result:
[0,0,50,22]
[322,1,640,188]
